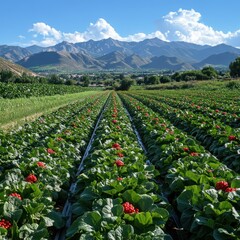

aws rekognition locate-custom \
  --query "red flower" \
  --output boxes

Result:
[215,109,219,113]
[112,114,117,117]
[222,112,227,115]
[225,187,237,192]
[228,135,236,141]
[117,152,124,157]
[145,113,149,117]
[112,143,121,149]
[9,193,22,200]
[37,161,46,168]
[117,177,123,181]
[190,152,199,156]
[115,160,124,167]
[122,202,139,214]
[56,137,63,141]
[216,125,221,129]
[25,174,37,183]
[0,219,12,229]
[112,119,117,124]
[216,181,229,190]
[47,148,56,154]
[183,147,189,152]
[116,126,121,130]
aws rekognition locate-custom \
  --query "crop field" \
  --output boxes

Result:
[0,88,239,239]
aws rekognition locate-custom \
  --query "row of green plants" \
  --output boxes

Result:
[0,93,102,172]
[127,92,240,173]
[119,93,240,239]
[0,83,86,99]
[0,93,108,239]
[136,92,239,128]
[66,92,172,239]
[144,89,239,113]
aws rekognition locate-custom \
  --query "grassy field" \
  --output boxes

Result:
[0,91,98,131]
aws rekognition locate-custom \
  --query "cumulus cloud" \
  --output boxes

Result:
[27,11,240,47]
[160,9,230,45]
[29,22,62,45]
[85,18,122,40]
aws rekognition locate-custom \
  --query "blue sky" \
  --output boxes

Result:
[1,0,240,47]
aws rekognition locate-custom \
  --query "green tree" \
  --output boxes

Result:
[229,57,240,77]
[48,74,64,84]
[0,70,13,82]
[201,66,218,79]
[144,75,159,85]
[117,77,134,91]
[82,75,90,87]
[160,76,171,83]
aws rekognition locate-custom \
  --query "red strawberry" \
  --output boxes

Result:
[25,174,37,183]
[216,181,229,190]
[9,193,22,200]
[115,160,124,167]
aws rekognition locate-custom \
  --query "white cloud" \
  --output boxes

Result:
[18,35,25,39]
[29,22,62,40]
[160,8,240,46]
[27,12,240,47]
[84,18,122,40]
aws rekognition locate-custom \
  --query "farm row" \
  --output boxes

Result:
[0,83,87,99]
[0,90,239,239]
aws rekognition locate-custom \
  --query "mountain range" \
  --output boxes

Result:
[1,38,240,73]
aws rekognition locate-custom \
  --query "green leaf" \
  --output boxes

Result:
[151,208,169,225]
[47,211,65,229]
[80,187,98,202]
[231,178,240,188]
[19,223,49,240]
[122,190,141,205]
[0,227,7,237]
[108,225,134,240]
[138,195,154,212]
[185,171,200,183]
[66,211,102,238]
[213,228,237,240]
[80,211,102,231]
[66,216,83,239]
[23,201,45,215]
[180,209,195,231]
[3,198,23,222]
[134,212,153,228]
[191,216,215,231]
[169,177,185,192]
[204,189,218,203]
[112,205,124,217]
[177,190,193,212]
[72,202,89,216]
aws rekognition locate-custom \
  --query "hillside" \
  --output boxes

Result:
[0,57,37,76]
[17,51,103,73]
[193,52,239,69]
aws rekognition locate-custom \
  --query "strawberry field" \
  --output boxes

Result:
[0,89,239,240]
